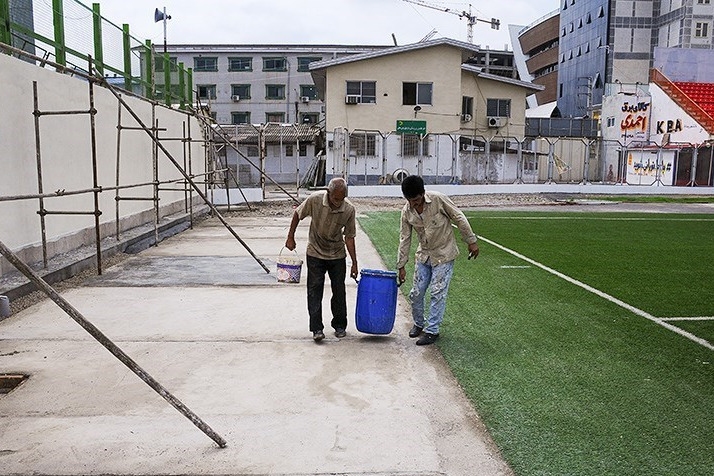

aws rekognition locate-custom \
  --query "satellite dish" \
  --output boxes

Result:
[392,168,409,184]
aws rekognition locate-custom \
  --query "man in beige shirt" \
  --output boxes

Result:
[397,175,479,345]
[285,178,358,342]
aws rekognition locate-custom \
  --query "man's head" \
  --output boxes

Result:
[401,175,425,209]
[327,177,348,209]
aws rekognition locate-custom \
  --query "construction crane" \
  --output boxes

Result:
[401,0,500,44]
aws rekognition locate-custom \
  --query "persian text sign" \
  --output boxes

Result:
[396,120,426,135]
[626,149,674,185]
[619,97,651,145]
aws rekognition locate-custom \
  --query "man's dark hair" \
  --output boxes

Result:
[401,175,425,199]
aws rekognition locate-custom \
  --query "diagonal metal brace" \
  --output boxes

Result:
[101,79,270,274]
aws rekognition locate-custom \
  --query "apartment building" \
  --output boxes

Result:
[557,0,714,118]
[160,44,390,125]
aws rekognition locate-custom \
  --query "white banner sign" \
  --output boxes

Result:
[626,149,675,185]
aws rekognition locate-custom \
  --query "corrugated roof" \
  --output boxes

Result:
[212,123,321,144]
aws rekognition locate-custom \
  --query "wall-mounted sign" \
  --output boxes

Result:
[619,97,651,145]
[396,120,426,135]
[626,149,674,185]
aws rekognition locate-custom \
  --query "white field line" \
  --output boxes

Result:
[477,234,714,351]
[479,217,714,222]
[661,316,714,321]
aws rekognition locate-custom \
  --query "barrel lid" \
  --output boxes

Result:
[360,268,397,278]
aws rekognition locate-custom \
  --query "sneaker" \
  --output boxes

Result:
[335,328,347,338]
[416,333,439,346]
[408,325,423,338]
[312,330,325,342]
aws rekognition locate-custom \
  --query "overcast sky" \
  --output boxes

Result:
[98,0,559,50]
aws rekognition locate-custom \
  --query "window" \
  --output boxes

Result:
[487,99,511,117]
[197,84,217,99]
[298,57,322,72]
[263,57,287,71]
[299,143,308,156]
[266,112,285,123]
[231,112,250,124]
[402,82,433,105]
[228,57,252,71]
[698,0,710,4]
[695,22,710,38]
[247,146,259,157]
[606,116,616,127]
[193,57,218,71]
[300,85,318,99]
[346,81,377,103]
[265,84,286,100]
[285,145,294,156]
[231,84,251,99]
[154,56,177,72]
[461,96,473,116]
[350,133,377,156]
[300,113,320,124]
[401,134,428,156]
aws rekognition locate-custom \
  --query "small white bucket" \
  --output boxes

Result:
[276,248,303,283]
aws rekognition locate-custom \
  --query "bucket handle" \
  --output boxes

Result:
[279,246,299,258]
[354,272,402,287]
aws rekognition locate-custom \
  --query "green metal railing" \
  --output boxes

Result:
[0,0,193,109]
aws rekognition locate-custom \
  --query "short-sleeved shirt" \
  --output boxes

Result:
[397,191,477,268]
[296,191,356,260]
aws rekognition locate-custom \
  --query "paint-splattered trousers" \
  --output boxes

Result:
[306,255,347,332]
[409,258,455,335]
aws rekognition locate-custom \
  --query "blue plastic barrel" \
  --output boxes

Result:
[355,269,398,335]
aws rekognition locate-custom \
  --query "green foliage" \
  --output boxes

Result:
[359,211,714,476]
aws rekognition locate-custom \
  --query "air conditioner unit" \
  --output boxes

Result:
[487,116,504,128]
[300,96,310,103]
[461,113,472,122]
[345,95,360,104]
[231,95,240,102]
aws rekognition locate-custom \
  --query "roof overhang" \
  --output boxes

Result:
[461,64,545,91]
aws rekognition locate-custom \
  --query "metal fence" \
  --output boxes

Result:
[1,0,193,107]
[326,129,604,185]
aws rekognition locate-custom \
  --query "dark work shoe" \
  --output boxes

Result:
[313,330,325,342]
[409,325,423,338]
[335,328,347,338]
[416,333,439,346]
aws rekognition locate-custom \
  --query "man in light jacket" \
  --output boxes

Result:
[397,175,479,345]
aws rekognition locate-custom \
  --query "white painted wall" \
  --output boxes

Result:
[649,83,711,145]
[0,53,206,274]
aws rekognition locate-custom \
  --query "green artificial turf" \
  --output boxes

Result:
[358,211,714,476]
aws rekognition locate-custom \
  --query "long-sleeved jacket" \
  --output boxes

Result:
[397,191,477,269]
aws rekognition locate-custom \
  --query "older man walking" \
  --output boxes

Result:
[285,177,358,342]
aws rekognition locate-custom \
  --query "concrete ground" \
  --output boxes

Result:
[0,213,512,475]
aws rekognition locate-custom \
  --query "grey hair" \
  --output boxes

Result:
[327,177,347,194]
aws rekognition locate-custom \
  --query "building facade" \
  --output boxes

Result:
[509,10,560,109]
[557,0,714,118]
[309,38,541,185]
[160,44,390,125]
